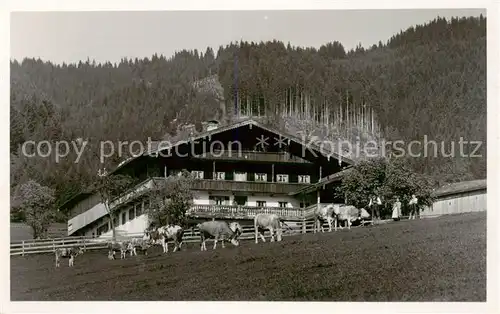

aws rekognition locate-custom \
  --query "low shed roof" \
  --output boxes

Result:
[432,179,486,198]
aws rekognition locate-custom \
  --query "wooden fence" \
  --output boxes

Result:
[12,214,441,257]
[10,219,367,256]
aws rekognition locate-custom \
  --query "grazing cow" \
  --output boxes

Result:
[197,220,240,251]
[107,240,132,259]
[333,205,371,230]
[157,225,184,253]
[144,229,163,245]
[314,204,336,232]
[129,237,150,255]
[55,246,84,268]
[254,213,283,243]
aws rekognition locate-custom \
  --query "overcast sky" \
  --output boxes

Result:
[10,9,485,64]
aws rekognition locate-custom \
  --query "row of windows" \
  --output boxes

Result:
[208,195,306,208]
[192,170,311,183]
[95,201,145,236]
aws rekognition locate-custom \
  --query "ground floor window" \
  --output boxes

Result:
[279,201,288,208]
[97,223,109,236]
[234,195,248,206]
[209,195,230,205]
[256,200,267,207]
[136,202,142,216]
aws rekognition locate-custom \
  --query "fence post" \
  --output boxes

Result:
[83,238,86,251]
[22,240,25,256]
[52,239,55,252]
[302,218,306,234]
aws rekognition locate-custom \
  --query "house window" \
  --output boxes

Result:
[213,172,225,180]
[209,195,229,205]
[234,196,248,206]
[192,170,204,179]
[255,173,267,182]
[136,203,142,216]
[234,172,247,181]
[121,211,127,224]
[257,200,267,207]
[277,174,289,183]
[129,207,135,220]
[279,201,288,208]
[298,175,311,183]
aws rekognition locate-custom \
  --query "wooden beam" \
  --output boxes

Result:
[319,166,322,182]
[315,190,320,233]
[272,164,275,182]
[164,166,167,178]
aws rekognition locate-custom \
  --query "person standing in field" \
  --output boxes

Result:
[408,194,419,219]
[392,196,402,221]
[368,195,382,222]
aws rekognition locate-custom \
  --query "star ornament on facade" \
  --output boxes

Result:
[256,135,270,150]
[274,135,287,149]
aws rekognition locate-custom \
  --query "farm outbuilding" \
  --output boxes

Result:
[421,179,486,217]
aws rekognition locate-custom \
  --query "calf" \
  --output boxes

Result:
[197,220,240,251]
[130,237,150,255]
[107,240,132,259]
[254,213,283,243]
[55,246,84,268]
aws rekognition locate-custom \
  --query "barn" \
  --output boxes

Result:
[421,179,487,217]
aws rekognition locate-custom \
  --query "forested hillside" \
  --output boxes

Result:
[10,15,486,214]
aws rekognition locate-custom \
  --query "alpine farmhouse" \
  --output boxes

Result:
[60,119,354,238]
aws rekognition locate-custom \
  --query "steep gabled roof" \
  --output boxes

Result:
[110,118,354,175]
[60,118,355,211]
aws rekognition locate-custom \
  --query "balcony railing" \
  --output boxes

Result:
[190,179,310,194]
[192,150,311,164]
[188,204,305,220]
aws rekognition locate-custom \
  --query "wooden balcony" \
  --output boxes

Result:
[192,150,311,164]
[188,204,305,221]
[190,179,310,194]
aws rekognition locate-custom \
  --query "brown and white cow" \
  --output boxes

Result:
[55,246,84,267]
[254,213,284,243]
[144,225,184,253]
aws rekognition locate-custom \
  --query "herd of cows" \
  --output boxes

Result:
[54,205,372,268]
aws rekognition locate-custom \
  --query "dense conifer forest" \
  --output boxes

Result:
[10,15,486,216]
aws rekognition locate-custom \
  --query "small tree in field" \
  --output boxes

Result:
[14,180,57,239]
[381,158,435,216]
[339,157,434,218]
[146,170,194,229]
[92,169,134,240]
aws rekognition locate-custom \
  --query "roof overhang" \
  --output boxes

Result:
[289,167,353,196]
